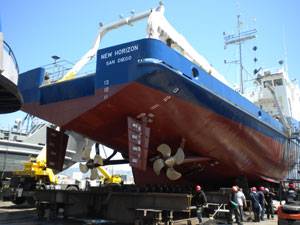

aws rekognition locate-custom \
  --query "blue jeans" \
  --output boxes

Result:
[238,205,244,221]
[196,206,203,223]
[260,205,265,220]
[228,207,241,224]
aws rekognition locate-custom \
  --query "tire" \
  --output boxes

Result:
[49,207,57,221]
[12,197,26,205]
[37,204,45,219]
[26,196,36,206]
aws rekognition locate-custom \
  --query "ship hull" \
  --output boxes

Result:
[0,37,22,113]
[0,73,22,113]
[18,38,299,186]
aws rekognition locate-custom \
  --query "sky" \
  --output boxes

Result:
[0,0,300,128]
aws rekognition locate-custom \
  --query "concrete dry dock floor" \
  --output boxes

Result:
[0,201,277,225]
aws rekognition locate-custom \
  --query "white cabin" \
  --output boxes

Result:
[251,68,300,122]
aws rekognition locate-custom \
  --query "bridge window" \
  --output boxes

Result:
[274,78,283,86]
[263,80,273,88]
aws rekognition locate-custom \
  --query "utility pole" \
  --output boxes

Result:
[224,15,257,94]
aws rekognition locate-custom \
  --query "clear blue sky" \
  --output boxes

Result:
[0,0,299,128]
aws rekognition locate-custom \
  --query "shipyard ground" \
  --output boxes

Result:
[0,201,277,225]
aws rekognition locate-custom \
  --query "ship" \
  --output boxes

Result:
[0,18,22,113]
[17,4,300,187]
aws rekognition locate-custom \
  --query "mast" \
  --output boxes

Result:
[0,18,3,73]
[237,15,243,94]
[224,15,257,94]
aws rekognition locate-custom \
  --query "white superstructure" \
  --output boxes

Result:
[249,68,300,135]
[254,69,300,120]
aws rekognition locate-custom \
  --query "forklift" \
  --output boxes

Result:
[277,180,300,225]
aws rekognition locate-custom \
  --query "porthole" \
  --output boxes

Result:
[258,111,262,117]
[192,67,199,79]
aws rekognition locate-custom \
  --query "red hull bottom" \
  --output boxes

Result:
[22,82,287,186]
[65,83,286,185]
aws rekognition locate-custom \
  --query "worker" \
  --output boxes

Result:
[257,186,265,220]
[44,72,51,85]
[264,188,275,219]
[236,187,247,222]
[228,185,241,225]
[192,184,207,224]
[249,187,261,222]
[286,183,297,203]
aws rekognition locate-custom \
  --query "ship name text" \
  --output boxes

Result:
[101,44,139,66]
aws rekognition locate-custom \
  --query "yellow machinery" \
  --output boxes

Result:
[2,145,123,205]
[97,166,122,184]
[15,146,123,186]
[1,146,57,205]
[16,146,122,186]
[14,146,58,185]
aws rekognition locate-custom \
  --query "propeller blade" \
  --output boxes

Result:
[81,147,91,160]
[153,158,165,175]
[94,155,103,166]
[157,144,171,158]
[165,157,175,167]
[166,168,182,180]
[90,168,99,180]
[173,147,185,165]
[81,138,95,160]
[79,163,89,173]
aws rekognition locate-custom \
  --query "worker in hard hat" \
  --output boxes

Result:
[228,185,242,225]
[257,186,265,220]
[192,184,207,223]
[236,187,247,222]
[249,187,261,222]
[286,183,297,203]
[264,188,275,219]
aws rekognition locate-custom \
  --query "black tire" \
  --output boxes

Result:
[37,204,45,219]
[26,196,36,206]
[49,207,57,221]
[12,197,26,205]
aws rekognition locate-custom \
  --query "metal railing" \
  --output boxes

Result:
[43,60,73,84]
[3,40,19,73]
[42,58,96,85]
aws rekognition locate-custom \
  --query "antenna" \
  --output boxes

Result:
[51,55,60,64]
[224,15,257,94]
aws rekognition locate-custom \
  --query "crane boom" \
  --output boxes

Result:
[57,3,229,86]
[57,7,153,83]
